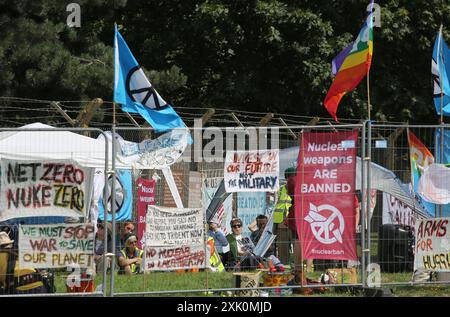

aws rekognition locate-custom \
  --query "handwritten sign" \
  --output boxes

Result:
[383,192,418,232]
[145,206,204,246]
[117,128,189,169]
[144,245,206,271]
[0,160,91,221]
[137,178,155,248]
[224,150,279,193]
[19,223,94,269]
[414,218,450,272]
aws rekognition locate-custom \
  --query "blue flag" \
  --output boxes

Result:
[98,169,133,221]
[432,27,450,116]
[114,24,187,133]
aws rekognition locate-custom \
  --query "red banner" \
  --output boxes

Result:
[295,131,358,260]
[137,178,156,248]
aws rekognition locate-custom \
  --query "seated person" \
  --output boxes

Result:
[117,232,143,275]
[226,217,262,270]
[250,214,284,272]
[207,219,230,265]
[94,221,114,273]
[116,221,135,253]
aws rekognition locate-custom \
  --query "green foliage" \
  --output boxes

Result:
[1,0,450,125]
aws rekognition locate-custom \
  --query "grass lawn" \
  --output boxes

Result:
[53,269,450,297]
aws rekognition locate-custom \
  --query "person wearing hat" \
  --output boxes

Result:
[226,217,261,270]
[94,221,114,273]
[117,232,143,275]
[207,219,230,265]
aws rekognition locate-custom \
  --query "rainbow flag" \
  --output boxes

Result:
[324,1,374,121]
[408,129,435,215]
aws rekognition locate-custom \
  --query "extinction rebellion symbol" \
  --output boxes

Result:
[304,203,345,244]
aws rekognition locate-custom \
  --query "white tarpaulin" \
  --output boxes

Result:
[418,163,450,204]
[0,123,188,170]
[0,123,111,168]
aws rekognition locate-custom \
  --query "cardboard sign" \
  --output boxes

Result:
[19,223,95,269]
[414,218,450,271]
[224,150,279,193]
[297,131,358,261]
[145,206,204,246]
[0,160,91,221]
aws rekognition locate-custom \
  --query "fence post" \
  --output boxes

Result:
[361,122,367,286]
[109,123,117,297]
[366,121,373,277]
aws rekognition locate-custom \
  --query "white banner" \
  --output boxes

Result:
[0,160,92,221]
[143,245,207,271]
[145,205,204,246]
[383,192,418,232]
[116,128,189,169]
[414,218,450,272]
[19,223,95,269]
[224,150,279,193]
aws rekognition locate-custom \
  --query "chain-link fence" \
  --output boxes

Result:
[1,123,450,297]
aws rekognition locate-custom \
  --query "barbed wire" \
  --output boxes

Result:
[0,96,388,128]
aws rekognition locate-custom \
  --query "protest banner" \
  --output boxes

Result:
[0,159,92,221]
[19,223,95,269]
[144,205,206,271]
[224,150,279,193]
[145,205,204,246]
[414,217,450,271]
[144,244,206,271]
[136,178,155,248]
[383,192,418,232]
[237,192,267,235]
[296,131,358,261]
[117,128,189,169]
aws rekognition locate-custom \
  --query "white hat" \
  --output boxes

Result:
[0,232,14,247]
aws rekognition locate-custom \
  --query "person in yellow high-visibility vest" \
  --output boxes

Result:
[273,167,295,264]
[207,237,225,272]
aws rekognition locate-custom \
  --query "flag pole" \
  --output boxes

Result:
[367,72,371,121]
[439,24,444,218]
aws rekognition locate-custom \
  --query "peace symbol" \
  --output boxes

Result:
[125,66,168,110]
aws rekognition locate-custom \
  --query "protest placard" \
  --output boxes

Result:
[383,192,418,232]
[297,131,358,261]
[224,150,279,193]
[0,160,91,221]
[237,192,267,235]
[144,245,206,271]
[414,217,450,271]
[137,178,155,248]
[145,205,204,246]
[19,223,95,269]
